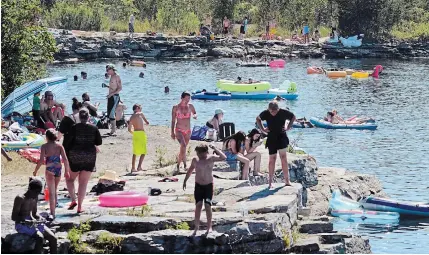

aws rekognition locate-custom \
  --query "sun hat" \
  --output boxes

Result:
[99,170,120,182]
[215,109,225,115]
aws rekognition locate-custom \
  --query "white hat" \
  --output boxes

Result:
[99,170,120,182]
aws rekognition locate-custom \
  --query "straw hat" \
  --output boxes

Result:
[99,170,120,182]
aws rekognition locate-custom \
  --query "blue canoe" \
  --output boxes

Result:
[309,117,377,130]
[191,91,231,101]
[230,91,298,100]
[360,197,429,217]
[2,77,68,117]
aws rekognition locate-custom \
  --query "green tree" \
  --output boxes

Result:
[1,0,57,99]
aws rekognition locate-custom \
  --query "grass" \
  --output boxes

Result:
[168,222,190,230]
[94,232,124,254]
[152,146,177,169]
[391,21,429,41]
[125,205,152,217]
[67,221,92,253]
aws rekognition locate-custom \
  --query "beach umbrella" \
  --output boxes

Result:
[1,77,68,117]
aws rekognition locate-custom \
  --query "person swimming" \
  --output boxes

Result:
[139,72,144,78]
[235,76,243,83]
[164,86,170,93]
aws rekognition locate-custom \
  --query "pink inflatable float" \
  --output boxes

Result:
[269,59,286,68]
[99,191,149,207]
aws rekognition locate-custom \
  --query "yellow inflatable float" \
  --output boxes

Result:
[351,72,370,79]
[216,80,271,92]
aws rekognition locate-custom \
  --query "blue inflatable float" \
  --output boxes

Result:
[309,117,377,130]
[191,91,231,101]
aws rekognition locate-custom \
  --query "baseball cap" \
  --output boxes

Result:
[215,109,225,115]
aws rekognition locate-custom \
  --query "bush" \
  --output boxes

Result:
[44,1,107,31]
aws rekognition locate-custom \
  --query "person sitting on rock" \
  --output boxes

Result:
[11,179,57,253]
[183,144,226,236]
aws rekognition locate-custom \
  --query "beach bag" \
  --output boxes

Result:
[90,181,125,195]
[190,126,209,141]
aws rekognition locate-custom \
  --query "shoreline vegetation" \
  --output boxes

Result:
[2,0,429,99]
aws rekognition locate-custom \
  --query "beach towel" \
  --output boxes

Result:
[133,130,147,156]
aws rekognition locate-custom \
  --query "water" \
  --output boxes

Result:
[47,58,429,253]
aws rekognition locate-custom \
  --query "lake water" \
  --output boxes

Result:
[48,58,429,253]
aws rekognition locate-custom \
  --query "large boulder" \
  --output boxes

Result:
[208,47,236,58]
[102,48,122,58]
[3,233,36,253]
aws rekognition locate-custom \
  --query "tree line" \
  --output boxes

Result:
[1,0,428,99]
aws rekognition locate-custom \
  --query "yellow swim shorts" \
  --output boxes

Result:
[133,131,147,156]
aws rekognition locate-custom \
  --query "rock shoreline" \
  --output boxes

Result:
[2,149,381,254]
[52,30,429,62]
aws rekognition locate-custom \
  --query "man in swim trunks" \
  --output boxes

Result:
[256,101,295,189]
[128,104,150,172]
[12,179,57,253]
[183,144,226,236]
[105,64,122,136]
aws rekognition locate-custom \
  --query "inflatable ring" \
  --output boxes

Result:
[351,72,369,79]
[99,191,149,207]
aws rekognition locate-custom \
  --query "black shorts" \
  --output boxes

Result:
[240,25,245,34]
[32,110,40,122]
[266,133,289,155]
[129,23,134,33]
[194,183,213,206]
[223,27,229,34]
[107,94,120,120]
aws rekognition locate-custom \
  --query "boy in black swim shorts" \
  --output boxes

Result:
[256,101,296,189]
[183,144,226,236]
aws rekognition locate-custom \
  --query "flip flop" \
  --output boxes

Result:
[68,201,77,210]
[158,177,179,182]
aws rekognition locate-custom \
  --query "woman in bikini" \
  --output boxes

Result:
[171,91,197,172]
[222,131,250,180]
[244,129,263,176]
[33,129,70,220]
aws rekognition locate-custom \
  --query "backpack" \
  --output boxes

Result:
[190,125,209,141]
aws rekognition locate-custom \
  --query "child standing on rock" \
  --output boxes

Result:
[128,104,150,172]
[183,144,226,236]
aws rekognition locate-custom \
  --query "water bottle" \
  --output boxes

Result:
[240,202,248,217]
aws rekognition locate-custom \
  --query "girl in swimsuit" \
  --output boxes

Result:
[33,129,70,219]
[171,91,197,173]
[222,131,250,180]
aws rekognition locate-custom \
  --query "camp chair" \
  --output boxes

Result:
[218,122,235,141]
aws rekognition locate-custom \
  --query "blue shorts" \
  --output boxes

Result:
[303,26,309,35]
[224,151,237,161]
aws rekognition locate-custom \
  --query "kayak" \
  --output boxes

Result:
[309,117,377,130]
[191,91,231,101]
[2,133,45,150]
[230,91,298,100]
[360,197,429,217]
[236,62,268,67]
[331,209,400,221]
[269,59,286,68]
[216,80,271,92]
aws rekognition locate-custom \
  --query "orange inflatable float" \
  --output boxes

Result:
[307,66,324,74]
